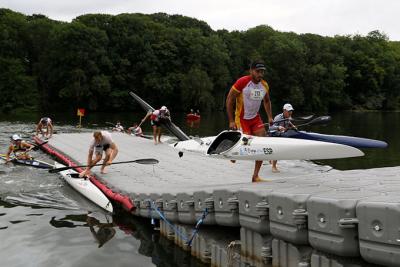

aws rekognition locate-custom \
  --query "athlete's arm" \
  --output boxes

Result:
[263,93,273,125]
[226,88,240,129]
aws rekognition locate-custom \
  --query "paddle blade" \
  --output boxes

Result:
[133,158,159,165]
[49,166,70,173]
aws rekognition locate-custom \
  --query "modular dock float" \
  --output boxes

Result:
[35,132,400,267]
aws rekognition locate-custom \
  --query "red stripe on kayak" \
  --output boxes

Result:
[33,137,135,212]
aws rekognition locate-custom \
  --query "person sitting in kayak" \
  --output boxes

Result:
[268,103,297,173]
[5,134,35,162]
[36,117,54,139]
[141,106,170,145]
[112,122,124,132]
[226,60,273,183]
[127,122,143,136]
[79,131,119,177]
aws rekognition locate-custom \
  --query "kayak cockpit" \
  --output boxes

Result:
[207,131,242,155]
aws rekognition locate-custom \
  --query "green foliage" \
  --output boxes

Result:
[0,8,400,113]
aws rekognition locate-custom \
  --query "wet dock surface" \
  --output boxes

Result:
[40,132,400,267]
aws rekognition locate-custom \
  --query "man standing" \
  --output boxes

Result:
[141,106,170,145]
[226,60,273,182]
[79,131,118,177]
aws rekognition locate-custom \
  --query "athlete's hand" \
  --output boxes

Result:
[106,160,112,166]
[268,118,274,126]
[229,121,237,130]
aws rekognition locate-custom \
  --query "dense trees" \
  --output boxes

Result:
[0,8,399,113]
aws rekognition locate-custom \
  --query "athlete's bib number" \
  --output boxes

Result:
[250,89,264,100]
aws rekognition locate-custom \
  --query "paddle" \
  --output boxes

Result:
[263,115,315,126]
[32,141,49,150]
[295,115,331,127]
[48,158,159,173]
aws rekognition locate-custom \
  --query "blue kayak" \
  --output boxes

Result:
[281,130,388,149]
[0,154,54,169]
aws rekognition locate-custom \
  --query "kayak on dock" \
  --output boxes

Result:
[172,130,364,160]
[54,162,113,213]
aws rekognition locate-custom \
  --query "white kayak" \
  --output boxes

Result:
[172,130,364,160]
[55,163,113,212]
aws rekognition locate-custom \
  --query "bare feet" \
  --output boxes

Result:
[272,167,280,173]
[252,176,272,183]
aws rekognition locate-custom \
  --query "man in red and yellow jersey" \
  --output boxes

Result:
[226,60,273,182]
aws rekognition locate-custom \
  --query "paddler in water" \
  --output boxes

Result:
[79,131,119,177]
[268,103,297,173]
[36,117,54,139]
[226,60,274,182]
[141,106,170,145]
[5,134,35,162]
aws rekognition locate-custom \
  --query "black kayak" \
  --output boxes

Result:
[0,154,54,169]
[129,91,190,141]
[280,129,388,149]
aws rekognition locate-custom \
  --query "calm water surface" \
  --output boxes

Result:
[0,111,399,266]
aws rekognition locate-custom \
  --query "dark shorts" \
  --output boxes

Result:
[94,144,111,154]
[151,120,161,127]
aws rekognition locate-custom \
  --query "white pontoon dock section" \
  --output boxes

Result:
[42,132,400,267]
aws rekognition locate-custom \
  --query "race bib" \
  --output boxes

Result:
[250,88,264,100]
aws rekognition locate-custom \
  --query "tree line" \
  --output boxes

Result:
[1,8,399,114]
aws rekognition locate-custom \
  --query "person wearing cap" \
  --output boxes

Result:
[226,59,274,182]
[112,122,124,132]
[79,131,119,177]
[5,134,35,162]
[269,103,297,172]
[140,106,171,145]
[36,117,54,139]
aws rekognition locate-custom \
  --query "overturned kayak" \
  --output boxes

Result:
[172,130,364,160]
[55,162,113,213]
[281,129,388,149]
[0,154,54,169]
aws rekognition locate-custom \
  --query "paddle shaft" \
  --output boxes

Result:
[49,158,159,173]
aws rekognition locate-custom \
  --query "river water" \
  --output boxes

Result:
[0,111,399,266]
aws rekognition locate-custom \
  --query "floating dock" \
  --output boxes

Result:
[35,132,400,267]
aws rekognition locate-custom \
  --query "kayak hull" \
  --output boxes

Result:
[281,130,388,149]
[172,130,364,160]
[55,163,113,212]
[186,114,201,121]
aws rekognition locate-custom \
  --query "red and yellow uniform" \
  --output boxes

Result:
[231,75,270,134]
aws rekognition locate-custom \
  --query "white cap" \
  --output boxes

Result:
[11,134,22,141]
[160,106,167,111]
[283,103,294,111]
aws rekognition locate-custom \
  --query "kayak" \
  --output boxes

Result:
[0,154,54,169]
[55,162,113,213]
[281,129,388,149]
[129,91,190,141]
[186,113,201,121]
[172,130,364,160]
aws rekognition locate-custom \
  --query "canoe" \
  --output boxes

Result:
[54,162,113,213]
[172,130,364,160]
[186,113,201,121]
[281,129,388,149]
[129,91,190,141]
[0,154,54,169]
